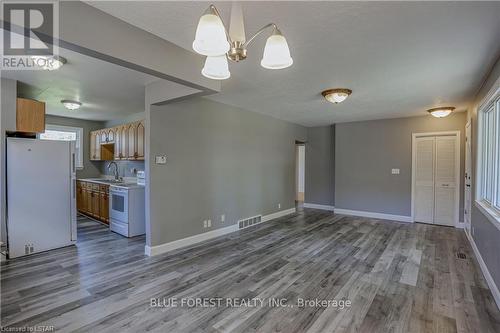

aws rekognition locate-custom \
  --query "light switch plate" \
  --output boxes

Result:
[391,168,400,175]
[155,155,167,164]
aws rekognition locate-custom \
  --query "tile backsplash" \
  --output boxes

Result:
[99,160,144,178]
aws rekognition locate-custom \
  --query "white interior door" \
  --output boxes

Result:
[414,137,435,223]
[434,136,457,226]
[413,133,459,227]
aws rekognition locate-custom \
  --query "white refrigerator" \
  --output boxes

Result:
[7,138,77,258]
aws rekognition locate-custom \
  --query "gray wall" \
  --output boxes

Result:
[305,125,335,206]
[45,115,104,179]
[148,97,306,247]
[1,78,17,243]
[104,111,145,128]
[335,113,467,218]
[469,57,500,290]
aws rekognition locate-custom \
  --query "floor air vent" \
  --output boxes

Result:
[457,252,467,259]
[238,215,262,229]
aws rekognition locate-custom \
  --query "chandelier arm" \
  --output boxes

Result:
[243,23,277,48]
[210,4,233,44]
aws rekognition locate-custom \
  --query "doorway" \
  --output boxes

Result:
[411,131,461,227]
[464,122,472,235]
[295,143,305,207]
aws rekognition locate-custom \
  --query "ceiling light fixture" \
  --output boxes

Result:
[427,106,455,118]
[322,89,352,104]
[61,100,82,110]
[193,3,293,80]
[31,55,67,71]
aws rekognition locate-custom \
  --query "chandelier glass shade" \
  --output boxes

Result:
[202,55,231,80]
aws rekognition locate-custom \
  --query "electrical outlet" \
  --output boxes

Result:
[221,214,225,223]
[207,219,212,227]
[278,203,281,209]
[203,220,207,228]
[391,168,400,175]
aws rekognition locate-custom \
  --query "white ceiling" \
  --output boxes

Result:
[1,47,159,121]
[88,1,500,126]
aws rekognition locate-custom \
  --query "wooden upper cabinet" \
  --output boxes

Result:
[100,128,115,144]
[90,130,101,160]
[119,125,128,160]
[16,98,45,133]
[90,131,96,160]
[89,120,144,161]
[124,121,145,160]
[114,126,122,160]
[107,128,115,143]
[100,130,107,144]
[127,122,138,159]
[136,120,145,160]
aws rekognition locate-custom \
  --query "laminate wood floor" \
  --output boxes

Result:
[2,209,500,332]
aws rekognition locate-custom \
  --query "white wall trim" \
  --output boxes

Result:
[411,131,461,227]
[145,208,296,256]
[303,203,335,211]
[261,208,296,222]
[465,230,500,311]
[335,208,413,223]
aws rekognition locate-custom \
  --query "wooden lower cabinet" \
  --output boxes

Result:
[76,181,109,224]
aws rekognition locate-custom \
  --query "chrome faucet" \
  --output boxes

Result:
[107,161,120,181]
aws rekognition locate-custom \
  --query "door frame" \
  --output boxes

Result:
[411,131,461,227]
[295,143,306,202]
[464,121,472,234]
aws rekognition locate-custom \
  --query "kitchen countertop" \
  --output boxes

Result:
[78,177,144,189]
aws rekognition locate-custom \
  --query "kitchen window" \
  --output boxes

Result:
[477,86,500,224]
[38,124,84,169]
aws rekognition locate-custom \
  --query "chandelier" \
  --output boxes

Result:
[192,3,293,80]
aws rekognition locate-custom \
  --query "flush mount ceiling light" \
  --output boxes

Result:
[322,89,352,104]
[193,3,293,80]
[31,55,67,71]
[427,106,455,118]
[61,100,82,110]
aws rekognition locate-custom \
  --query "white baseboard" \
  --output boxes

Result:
[145,223,239,256]
[145,208,296,257]
[261,208,296,222]
[465,231,500,311]
[303,203,335,211]
[334,208,413,223]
